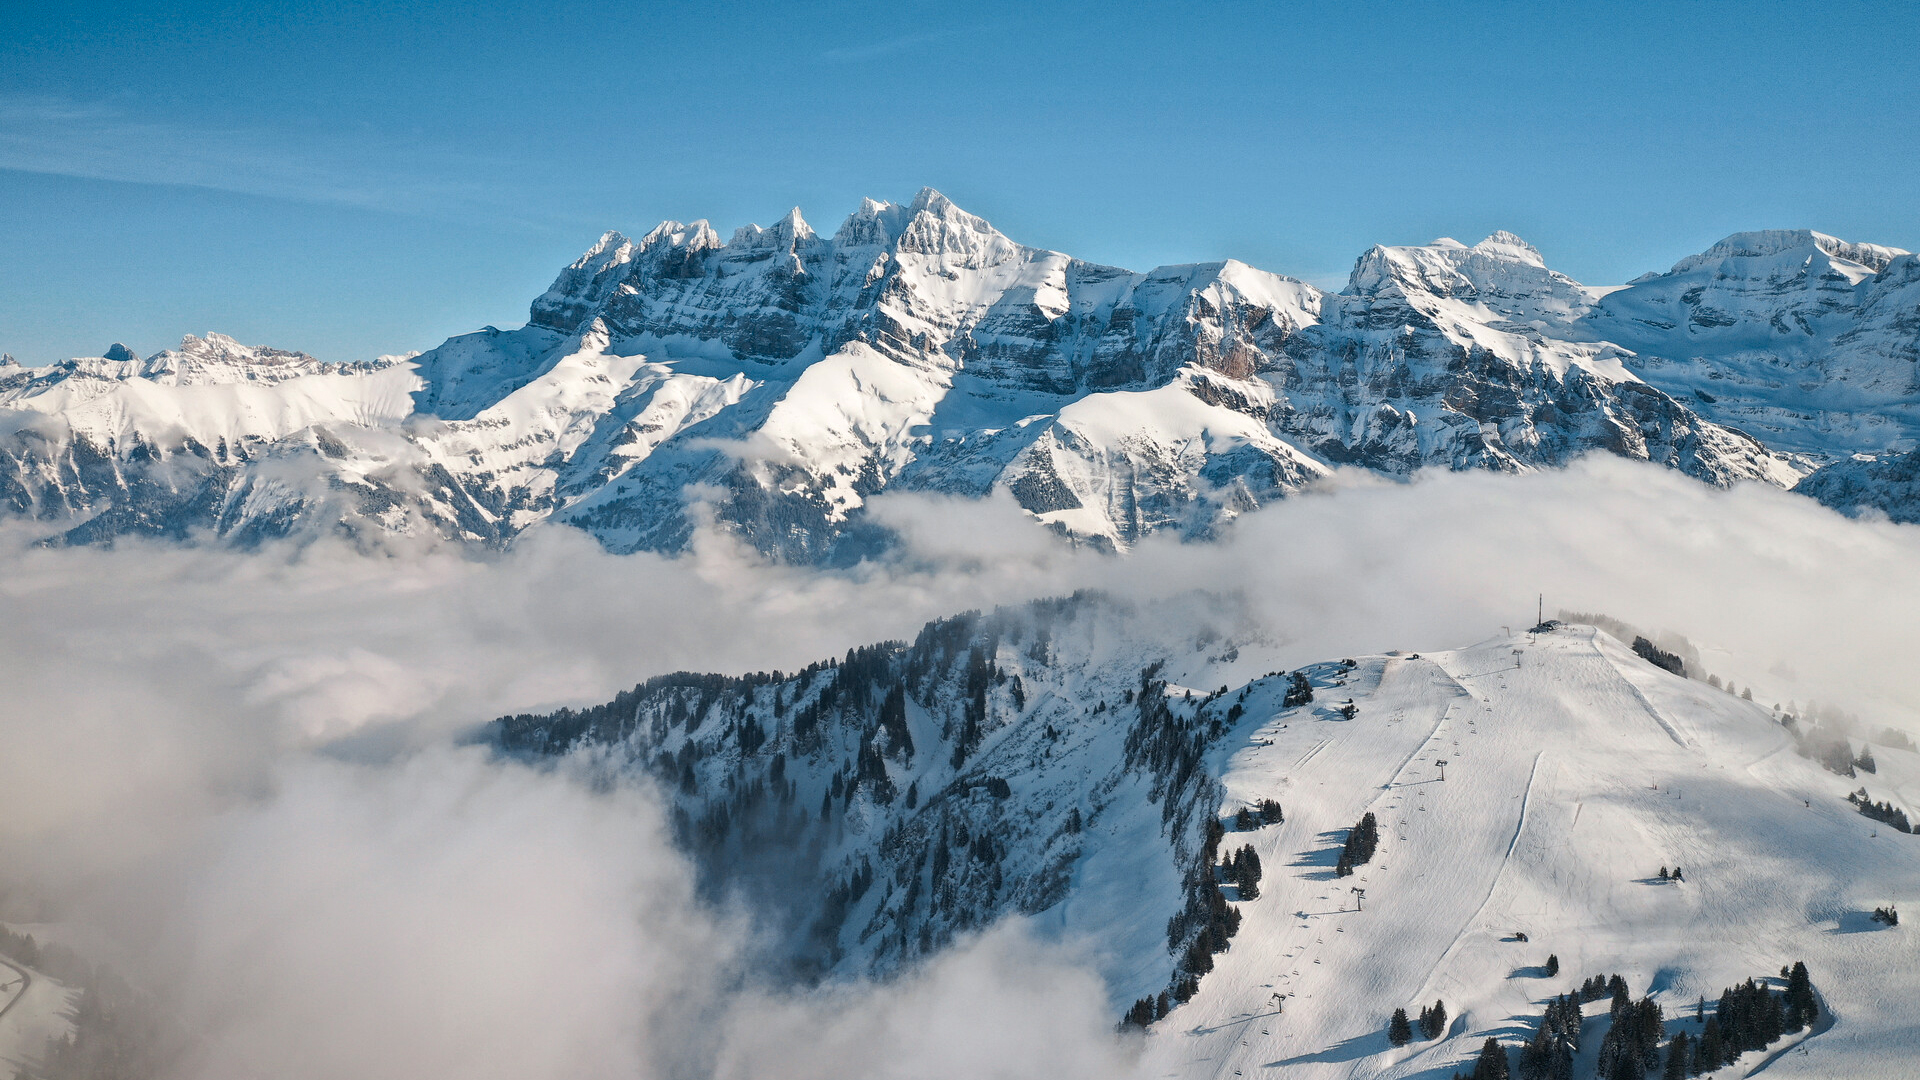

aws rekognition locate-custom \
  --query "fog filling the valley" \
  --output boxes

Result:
[1,456,1917,1079]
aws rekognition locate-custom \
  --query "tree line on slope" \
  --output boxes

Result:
[1126,666,1336,1029]
[0,925,183,1080]
[1446,962,1823,1080]
[1846,787,1912,833]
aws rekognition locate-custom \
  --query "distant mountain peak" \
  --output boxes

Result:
[1474,230,1545,265]
[1667,229,1908,277]
[638,219,722,253]
[8,192,1914,555]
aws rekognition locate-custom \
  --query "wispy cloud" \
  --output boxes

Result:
[0,93,528,220]
[820,29,963,62]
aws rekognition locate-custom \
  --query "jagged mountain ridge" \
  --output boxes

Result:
[1797,448,1920,524]
[3,192,1913,556]
[1581,230,1920,457]
[493,597,1920,1079]
[493,592,1242,992]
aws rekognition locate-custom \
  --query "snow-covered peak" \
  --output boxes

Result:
[135,333,343,385]
[1344,231,1591,326]
[1667,229,1906,279]
[638,219,722,254]
[563,231,640,281]
[729,207,817,250]
[832,196,915,248]
[528,232,640,332]
[893,187,1017,262]
[1588,228,1912,353]
[1473,229,1546,266]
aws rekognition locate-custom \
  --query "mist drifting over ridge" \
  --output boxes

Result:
[1,455,1917,1077]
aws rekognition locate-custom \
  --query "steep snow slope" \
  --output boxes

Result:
[1147,626,1917,1079]
[7,195,1910,555]
[500,602,1918,1078]
[495,593,1256,987]
[1795,448,1920,524]
[1287,238,1796,488]
[1583,231,1920,457]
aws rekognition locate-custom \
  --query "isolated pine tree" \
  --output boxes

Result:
[1546,954,1559,977]
[1389,1008,1413,1046]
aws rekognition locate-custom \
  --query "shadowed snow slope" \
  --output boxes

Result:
[502,604,1920,1079]
[5,195,1916,557]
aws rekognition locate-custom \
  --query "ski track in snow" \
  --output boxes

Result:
[1146,626,1919,1080]
[0,955,72,1078]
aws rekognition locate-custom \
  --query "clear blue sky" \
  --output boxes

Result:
[3,0,1916,364]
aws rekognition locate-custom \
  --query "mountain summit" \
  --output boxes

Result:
[2,193,1912,554]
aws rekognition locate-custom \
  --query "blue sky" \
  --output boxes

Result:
[3,0,1916,364]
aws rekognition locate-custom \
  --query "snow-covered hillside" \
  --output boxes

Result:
[1582,231,1919,458]
[497,599,1919,1078]
[1794,449,1920,524]
[0,942,77,1079]
[5,194,1915,556]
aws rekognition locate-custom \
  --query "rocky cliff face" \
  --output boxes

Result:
[491,592,1268,1001]
[489,598,1920,1076]
[1582,230,1920,456]
[3,193,1910,556]
[1797,449,1920,524]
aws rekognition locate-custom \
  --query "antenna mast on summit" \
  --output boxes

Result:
[1537,593,1543,628]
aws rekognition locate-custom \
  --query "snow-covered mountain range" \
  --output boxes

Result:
[4,192,1915,554]
[495,596,1919,1078]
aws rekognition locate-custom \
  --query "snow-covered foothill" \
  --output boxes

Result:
[499,597,1920,1079]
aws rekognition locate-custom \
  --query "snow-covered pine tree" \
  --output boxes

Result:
[1472,1037,1511,1080]
[1662,1032,1690,1080]
[1421,999,1448,1039]
[1389,1008,1413,1046]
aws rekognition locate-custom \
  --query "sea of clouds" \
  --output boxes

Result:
[2,456,1916,1079]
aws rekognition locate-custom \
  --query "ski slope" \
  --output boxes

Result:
[0,954,74,1078]
[1145,626,1919,1079]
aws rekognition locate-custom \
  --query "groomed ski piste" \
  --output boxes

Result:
[0,946,75,1078]
[1141,625,1917,1079]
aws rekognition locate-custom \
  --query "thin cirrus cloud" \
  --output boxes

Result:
[0,93,529,219]
[819,29,966,62]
